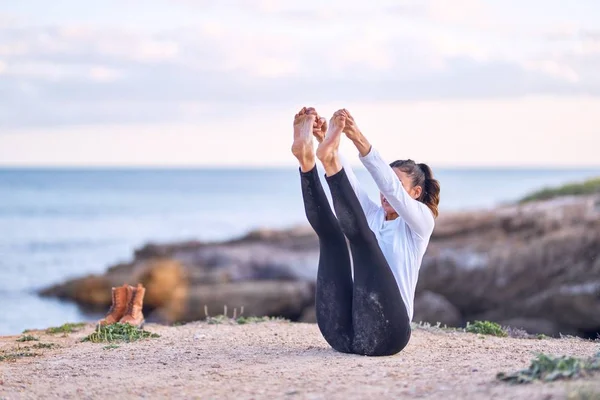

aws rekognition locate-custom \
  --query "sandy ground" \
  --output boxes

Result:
[1,321,599,400]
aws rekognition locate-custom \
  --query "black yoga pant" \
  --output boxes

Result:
[300,166,411,356]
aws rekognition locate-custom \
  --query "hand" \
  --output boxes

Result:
[305,107,327,143]
[340,109,361,141]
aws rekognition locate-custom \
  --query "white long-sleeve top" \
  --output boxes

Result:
[341,147,435,321]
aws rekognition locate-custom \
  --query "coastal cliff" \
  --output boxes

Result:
[40,193,600,337]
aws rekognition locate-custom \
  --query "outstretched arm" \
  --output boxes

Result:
[339,152,380,218]
[342,110,434,239]
[310,111,380,218]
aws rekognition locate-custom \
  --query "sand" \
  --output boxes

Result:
[1,321,599,400]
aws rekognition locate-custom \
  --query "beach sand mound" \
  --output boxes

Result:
[1,321,599,399]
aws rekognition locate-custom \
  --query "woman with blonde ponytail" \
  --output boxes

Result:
[291,106,440,357]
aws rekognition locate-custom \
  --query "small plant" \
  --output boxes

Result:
[236,316,280,324]
[497,352,600,384]
[32,343,58,349]
[206,315,229,325]
[537,334,549,340]
[503,326,532,339]
[82,323,160,343]
[207,314,286,325]
[0,351,40,362]
[103,344,120,350]
[203,305,288,325]
[46,322,87,335]
[411,321,460,333]
[466,321,508,337]
[16,335,39,342]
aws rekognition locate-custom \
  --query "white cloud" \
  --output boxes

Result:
[0,13,18,28]
[0,2,599,132]
[89,66,122,82]
[425,0,489,28]
[523,60,580,83]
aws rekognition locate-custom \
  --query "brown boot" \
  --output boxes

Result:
[120,283,146,328]
[97,284,129,326]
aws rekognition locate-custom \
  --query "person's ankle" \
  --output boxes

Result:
[321,157,342,177]
[299,158,316,173]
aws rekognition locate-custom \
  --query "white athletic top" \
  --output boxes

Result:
[341,146,435,321]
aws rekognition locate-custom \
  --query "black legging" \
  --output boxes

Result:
[300,165,411,356]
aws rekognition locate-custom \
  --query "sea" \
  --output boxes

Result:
[1,166,599,335]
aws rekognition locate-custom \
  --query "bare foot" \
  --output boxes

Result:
[291,107,317,172]
[316,110,346,176]
[298,107,326,143]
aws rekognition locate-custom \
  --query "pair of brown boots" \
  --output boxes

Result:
[98,283,146,328]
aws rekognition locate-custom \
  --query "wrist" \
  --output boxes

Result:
[352,132,371,157]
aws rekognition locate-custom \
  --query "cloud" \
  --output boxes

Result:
[1,2,599,130]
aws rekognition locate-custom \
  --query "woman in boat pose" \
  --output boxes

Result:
[292,107,440,357]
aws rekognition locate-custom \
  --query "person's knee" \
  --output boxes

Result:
[386,329,411,355]
[352,324,411,357]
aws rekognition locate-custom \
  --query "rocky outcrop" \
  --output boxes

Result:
[413,291,462,328]
[40,194,600,337]
[416,195,600,336]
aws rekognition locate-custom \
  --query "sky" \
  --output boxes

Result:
[0,0,599,167]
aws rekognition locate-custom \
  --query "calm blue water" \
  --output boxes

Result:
[1,166,599,335]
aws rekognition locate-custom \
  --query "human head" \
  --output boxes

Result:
[381,160,440,218]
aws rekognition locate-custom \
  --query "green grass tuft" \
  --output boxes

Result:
[82,323,160,343]
[411,321,460,334]
[32,342,58,349]
[519,177,600,203]
[45,322,87,335]
[205,314,288,325]
[16,335,39,342]
[103,344,121,350]
[235,316,277,325]
[537,334,549,340]
[498,352,600,384]
[466,321,508,337]
[0,351,40,362]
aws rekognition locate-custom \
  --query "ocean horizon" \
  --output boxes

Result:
[1,166,599,335]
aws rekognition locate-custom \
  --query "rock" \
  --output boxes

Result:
[299,306,316,323]
[151,281,315,324]
[413,291,461,327]
[135,259,187,309]
[40,275,112,309]
[417,195,600,336]
[39,193,600,337]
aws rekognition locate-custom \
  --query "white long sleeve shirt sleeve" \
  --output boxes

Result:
[342,146,435,322]
[339,153,380,220]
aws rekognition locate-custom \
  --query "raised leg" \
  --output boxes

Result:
[327,169,411,356]
[292,108,353,353]
[317,110,411,356]
[300,167,354,353]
